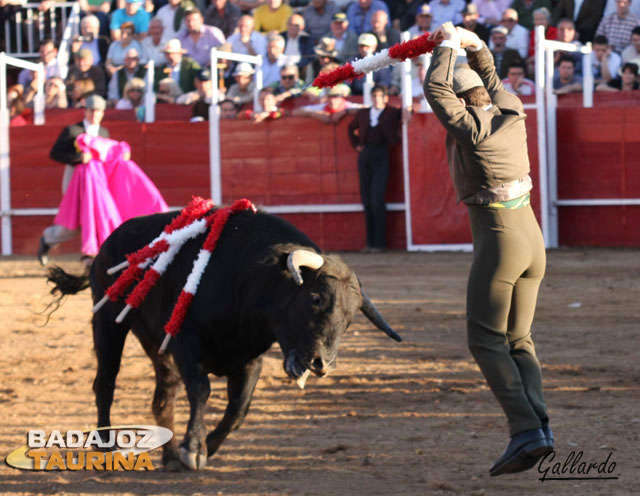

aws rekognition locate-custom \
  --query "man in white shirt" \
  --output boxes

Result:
[592,34,623,84]
[262,35,287,86]
[226,15,267,57]
[18,39,60,87]
[621,26,640,64]
[429,0,466,29]
[142,18,167,67]
[499,8,530,58]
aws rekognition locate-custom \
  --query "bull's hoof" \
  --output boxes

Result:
[163,458,186,472]
[179,447,207,470]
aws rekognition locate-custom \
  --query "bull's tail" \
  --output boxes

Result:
[47,266,90,296]
[36,267,90,326]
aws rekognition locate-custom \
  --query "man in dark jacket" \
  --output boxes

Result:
[370,9,401,50]
[38,95,110,265]
[552,0,606,43]
[204,0,241,38]
[280,14,315,74]
[65,48,107,99]
[424,22,553,477]
[490,26,524,78]
[348,85,410,252]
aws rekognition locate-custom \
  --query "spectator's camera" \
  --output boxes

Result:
[74,36,86,42]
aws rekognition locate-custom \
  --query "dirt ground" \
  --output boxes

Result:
[0,248,638,496]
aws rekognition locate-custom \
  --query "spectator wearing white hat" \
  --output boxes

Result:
[155,38,201,93]
[110,0,150,41]
[349,33,392,96]
[226,62,256,105]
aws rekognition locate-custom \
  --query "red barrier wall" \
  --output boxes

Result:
[4,100,640,256]
[6,117,406,255]
[557,105,640,246]
[407,109,541,246]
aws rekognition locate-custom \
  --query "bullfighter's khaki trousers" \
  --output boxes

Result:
[466,203,549,436]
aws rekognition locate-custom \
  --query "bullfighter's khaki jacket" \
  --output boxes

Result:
[424,43,532,205]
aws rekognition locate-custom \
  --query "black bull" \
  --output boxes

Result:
[47,209,401,470]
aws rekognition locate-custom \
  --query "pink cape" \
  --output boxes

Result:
[54,133,169,255]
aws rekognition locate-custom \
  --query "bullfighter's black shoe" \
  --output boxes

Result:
[490,428,553,476]
[37,237,50,266]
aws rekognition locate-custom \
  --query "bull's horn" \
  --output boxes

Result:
[361,291,402,342]
[287,250,324,285]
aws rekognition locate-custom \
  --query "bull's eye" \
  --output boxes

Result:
[311,293,321,305]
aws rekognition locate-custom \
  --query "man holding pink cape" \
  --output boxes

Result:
[38,95,169,266]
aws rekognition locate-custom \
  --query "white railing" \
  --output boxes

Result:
[55,1,81,80]
[5,1,77,58]
[144,59,155,123]
[533,25,640,246]
[209,48,264,204]
[0,52,46,255]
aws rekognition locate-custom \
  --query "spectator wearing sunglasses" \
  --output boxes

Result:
[270,64,306,104]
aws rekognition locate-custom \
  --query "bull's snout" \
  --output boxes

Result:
[310,356,336,377]
[310,357,328,376]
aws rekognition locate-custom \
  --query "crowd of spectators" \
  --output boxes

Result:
[6,0,640,126]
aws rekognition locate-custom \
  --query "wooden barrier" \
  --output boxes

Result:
[4,100,640,256]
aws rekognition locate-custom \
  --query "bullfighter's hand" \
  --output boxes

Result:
[456,27,481,49]
[429,22,458,43]
[122,151,131,161]
[81,151,92,163]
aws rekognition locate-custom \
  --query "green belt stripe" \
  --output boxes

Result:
[487,193,531,209]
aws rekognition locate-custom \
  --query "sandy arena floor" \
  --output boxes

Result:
[0,248,638,495]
